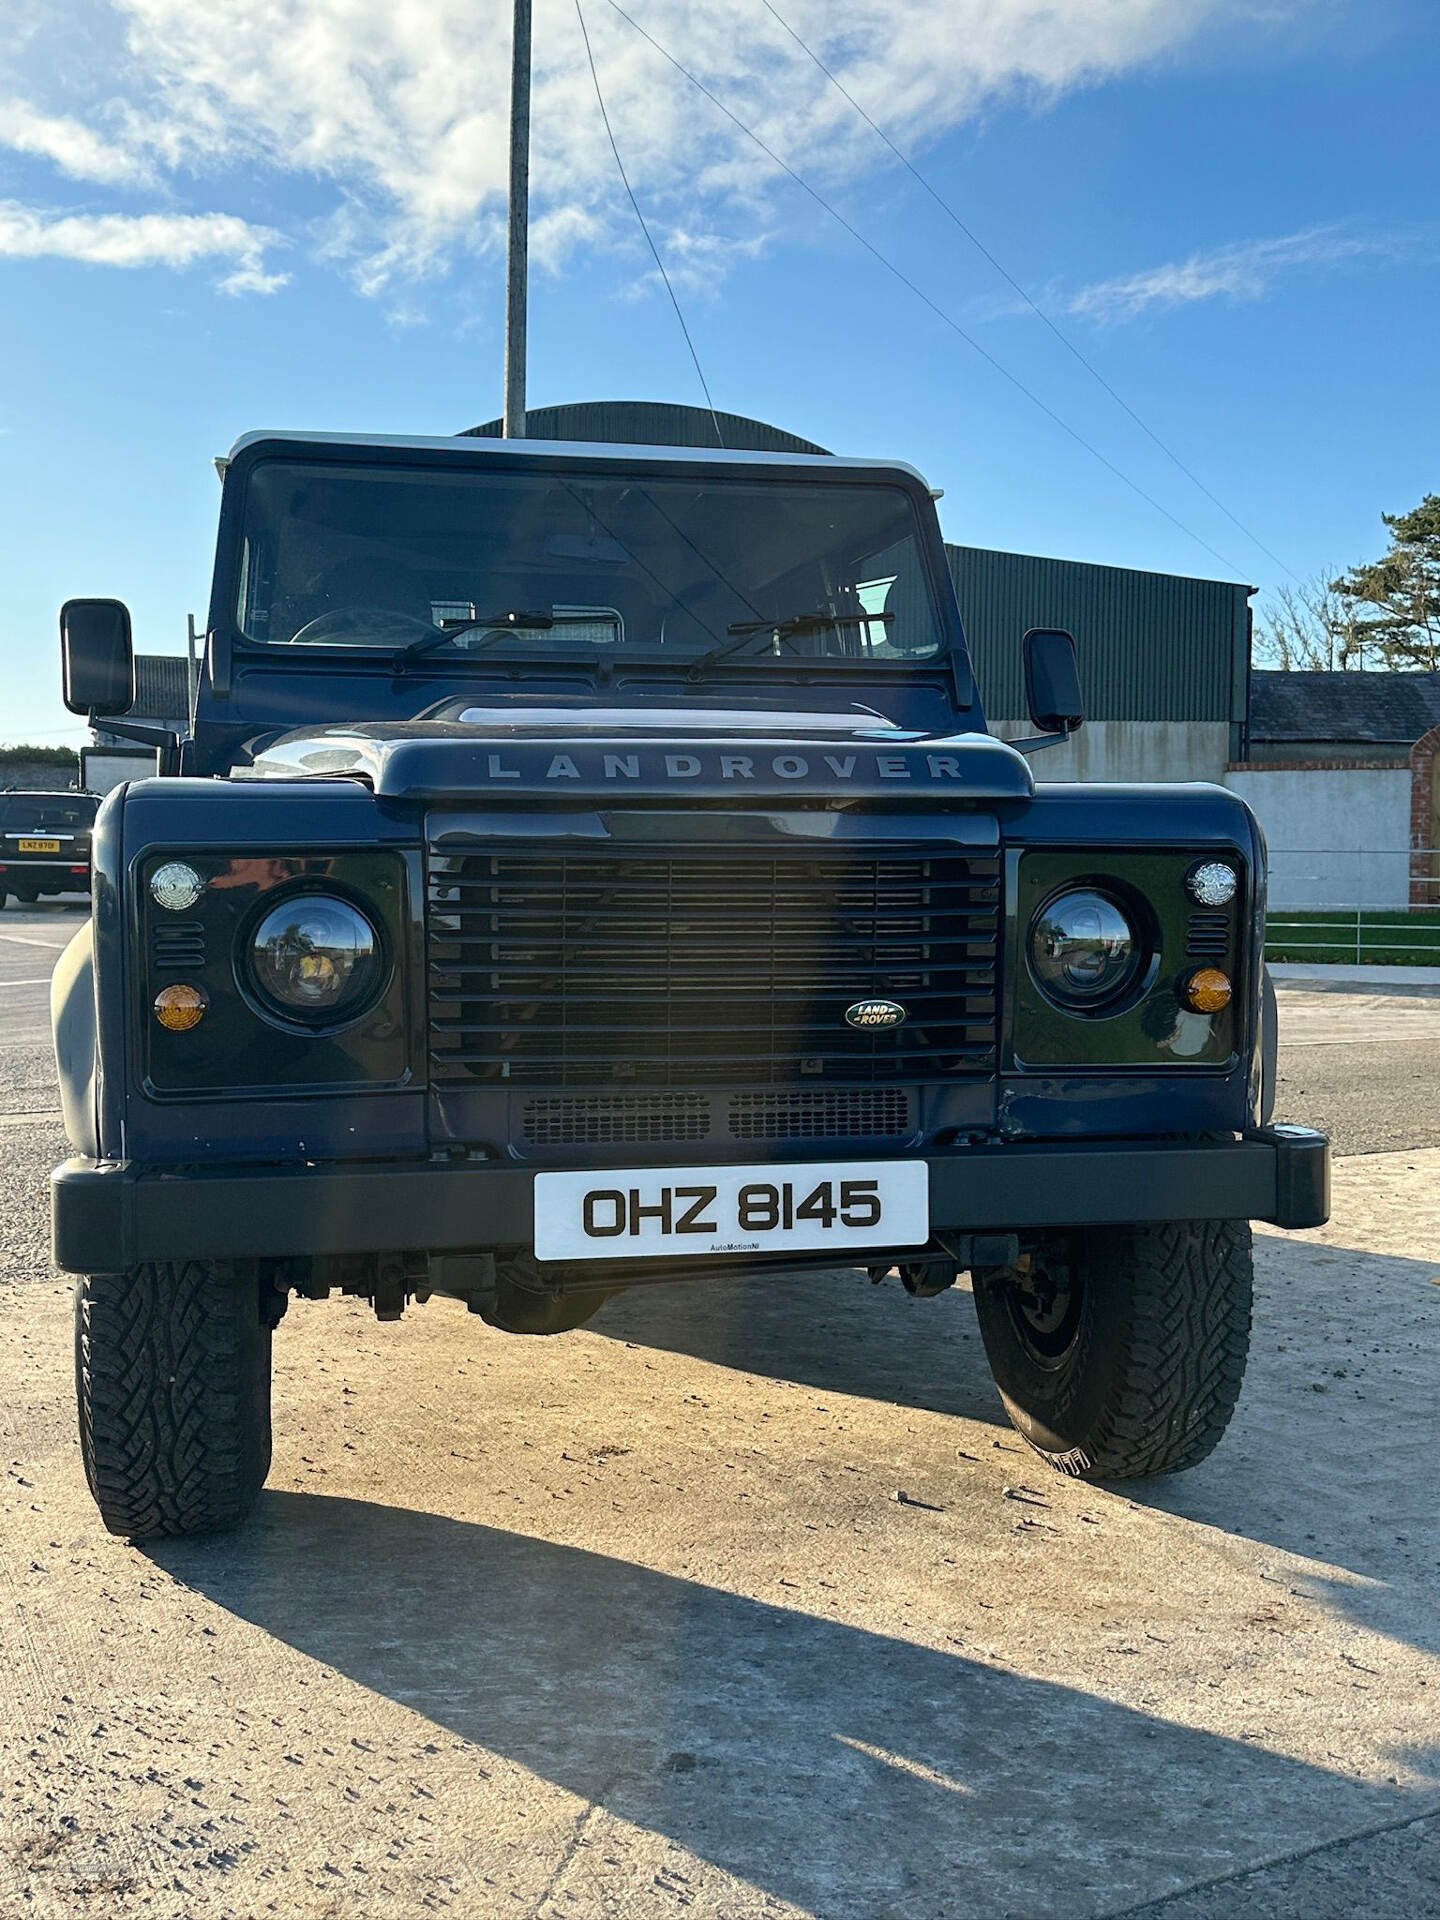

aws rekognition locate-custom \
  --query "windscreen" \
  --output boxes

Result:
[235,460,945,663]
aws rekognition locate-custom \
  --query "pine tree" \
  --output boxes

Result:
[1331,495,1440,671]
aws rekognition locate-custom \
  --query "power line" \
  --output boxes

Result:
[574,0,726,449]
[606,0,1245,577]
[760,0,1298,585]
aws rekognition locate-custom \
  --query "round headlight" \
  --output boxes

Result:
[248,895,381,1024]
[1029,888,1141,1010]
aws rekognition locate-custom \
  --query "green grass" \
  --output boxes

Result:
[1265,906,1440,967]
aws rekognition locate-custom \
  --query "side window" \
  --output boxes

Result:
[235,537,252,633]
[855,574,898,653]
[236,535,273,638]
[856,539,932,656]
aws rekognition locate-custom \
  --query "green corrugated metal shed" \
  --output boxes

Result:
[457,401,1253,747]
[946,545,1253,738]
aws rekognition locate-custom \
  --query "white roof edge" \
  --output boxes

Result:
[223,428,931,489]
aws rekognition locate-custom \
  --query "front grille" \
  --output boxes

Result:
[728,1088,912,1139]
[520,1088,915,1145]
[428,846,999,1088]
[524,1094,710,1144]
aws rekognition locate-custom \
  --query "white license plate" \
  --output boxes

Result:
[533,1160,929,1262]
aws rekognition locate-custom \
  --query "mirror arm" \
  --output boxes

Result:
[88,715,183,775]
[1006,723,1073,757]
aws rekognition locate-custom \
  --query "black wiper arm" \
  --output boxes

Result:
[687,607,893,678]
[397,608,555,666]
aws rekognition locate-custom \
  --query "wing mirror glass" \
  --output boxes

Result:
[1023,627,1085,734]
[61,599,135,716]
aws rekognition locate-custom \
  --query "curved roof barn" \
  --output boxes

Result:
[462,399,829,456]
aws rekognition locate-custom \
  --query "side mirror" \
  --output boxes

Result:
[1023,627,1085,734]
[61,599,134,716]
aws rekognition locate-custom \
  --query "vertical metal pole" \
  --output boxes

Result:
[503,0,532,438]
[186,614,200,721]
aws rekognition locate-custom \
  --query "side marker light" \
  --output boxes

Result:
[154,983,208,1031]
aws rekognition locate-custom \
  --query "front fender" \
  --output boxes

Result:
[51,921,99,1158]
[1260,965,1279,1126]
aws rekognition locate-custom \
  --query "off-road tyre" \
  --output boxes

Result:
[76,1260,273,1540]
[972,1219,1252,1481]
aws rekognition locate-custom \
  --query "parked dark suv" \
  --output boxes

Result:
[0,788,96,906]
[50,428,1328,1541]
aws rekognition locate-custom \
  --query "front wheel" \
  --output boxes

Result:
[971,1220,1252,1481]
[76,1261,274,1540]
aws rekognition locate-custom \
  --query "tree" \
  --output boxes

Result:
[1330,494,1440,671]
[1253,574,1352,670]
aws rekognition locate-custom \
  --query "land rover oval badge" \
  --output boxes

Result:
[845,997,907,1030]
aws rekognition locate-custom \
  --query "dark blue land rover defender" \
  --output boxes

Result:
[51,428,1328,1540]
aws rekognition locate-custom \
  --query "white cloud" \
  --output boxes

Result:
[1065,223,1422,319]
[0,98,154,186]
[0,203,287,292]
[0,0,1313,295]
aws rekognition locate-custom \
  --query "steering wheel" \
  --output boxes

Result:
[289,605,437,644]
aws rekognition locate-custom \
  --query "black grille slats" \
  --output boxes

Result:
[524,1094,710,1144]
[1186,912,1230,958]
[150,920,206,973]
[728,1089,912,1139]
[519,1088,914,1145]
[427,847,999,1086]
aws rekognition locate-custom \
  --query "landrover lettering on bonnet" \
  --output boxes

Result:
[475,749,968,782]
[845,999,908,1030]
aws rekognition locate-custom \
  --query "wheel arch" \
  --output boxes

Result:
[51,921,100,1158]
[1260,964,1279,1126]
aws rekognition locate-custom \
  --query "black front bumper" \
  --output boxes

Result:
[52,1128,1330,1274]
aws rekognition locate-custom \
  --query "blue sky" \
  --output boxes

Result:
[1,0,1436,745]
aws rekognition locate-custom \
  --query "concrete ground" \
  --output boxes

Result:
[2,904,1438,1918]
[1272,983,1440,1154]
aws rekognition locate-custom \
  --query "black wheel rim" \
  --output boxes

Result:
[1004,1258,1084,1368]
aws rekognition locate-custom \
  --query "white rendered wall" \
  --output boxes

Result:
[1222,767,1414,908]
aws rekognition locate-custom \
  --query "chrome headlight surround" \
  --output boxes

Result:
[1027,885,1146,1014]
[244,891,385,1029]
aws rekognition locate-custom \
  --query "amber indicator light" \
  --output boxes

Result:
[153,983,208,1032]
[1180,967,1232,1014]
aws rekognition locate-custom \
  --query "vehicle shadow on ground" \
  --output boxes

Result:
[590,1264,1003,1423]
[150,1491,1435,1920]
[1124,1234,1440,1661]
[598,1237,1440,1673]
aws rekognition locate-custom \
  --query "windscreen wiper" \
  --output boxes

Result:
[686,608,893,679]
[396,608,555,666]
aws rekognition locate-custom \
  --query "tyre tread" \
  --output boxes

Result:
[75,1261,272,1540]
[979,1220,1253,1483]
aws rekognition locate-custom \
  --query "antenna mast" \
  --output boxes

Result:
[503,0,532,438]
